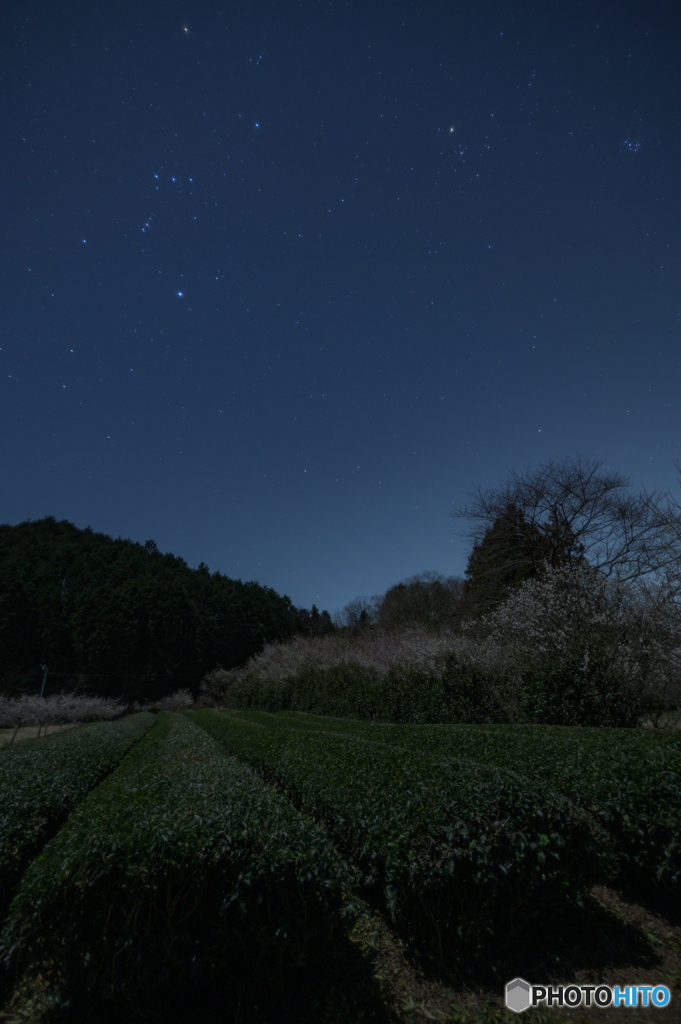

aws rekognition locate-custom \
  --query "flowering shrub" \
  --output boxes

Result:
[518,633,644,728]
[461,563,681,711]
[138,688,195,712]
[199,563,681,728]
[200,624,515,703]
[0,694,127,745]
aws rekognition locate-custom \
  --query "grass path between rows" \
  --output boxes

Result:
[0,724,80,747]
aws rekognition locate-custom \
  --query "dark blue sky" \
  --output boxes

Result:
[2,0,680,616]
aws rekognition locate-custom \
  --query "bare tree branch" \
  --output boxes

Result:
[451,454,676,585]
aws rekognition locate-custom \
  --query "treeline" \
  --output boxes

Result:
[0,517,333,703]
[207,455,681,728]
[338,454,681,635]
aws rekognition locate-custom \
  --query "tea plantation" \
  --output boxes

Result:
[1,709,679,1022]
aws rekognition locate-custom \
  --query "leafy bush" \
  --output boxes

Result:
[439,655,520,724]
[214,662,382,717]
[205,629,645,729]
[0,712,357,1012]
[218,634,647,733]
[199,623,517,706]
[202,559,678,730]
[0,712,155,920]
[260,709,681,899]
[192,710,612,971]
[215,658,521,726]
[139,687,195,712]
[518,633,644,728]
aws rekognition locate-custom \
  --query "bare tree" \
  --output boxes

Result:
[644,458,681,600]
[451,454,675,587]
[333,595,381,631]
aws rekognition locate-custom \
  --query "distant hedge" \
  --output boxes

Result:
[218,637,644,728]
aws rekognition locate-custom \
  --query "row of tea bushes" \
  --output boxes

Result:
[0,711,156,920]
[0,712,358,1013]
[190,709,613,970]
[245,710,681,899]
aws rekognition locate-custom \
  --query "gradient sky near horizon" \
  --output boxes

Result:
[2,0,680,617]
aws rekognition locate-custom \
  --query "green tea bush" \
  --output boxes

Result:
[262,710,681,899]
[0,712,155,920]
[0,712,357,1012]
[193,710,612,970]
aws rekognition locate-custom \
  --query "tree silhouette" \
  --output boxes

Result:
[452,454,673,589]
[0,518,321,702]
[377,571,465,629]
[461,504,556,616]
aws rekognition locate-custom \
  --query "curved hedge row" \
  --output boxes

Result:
[0,712,358,1011]
[246,709,681,899]
[191,709,613,969]
[0,711,156,920]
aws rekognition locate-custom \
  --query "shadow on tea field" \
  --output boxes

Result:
[2,885,680,1024]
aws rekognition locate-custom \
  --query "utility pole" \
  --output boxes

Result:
[40,664,48,699]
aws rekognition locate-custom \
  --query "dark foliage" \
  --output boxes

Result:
[0,714,356,1013]
[259,709,681,903]
[439,654,520,724]
[461,503,560,617]
[453,455,673,590]
[518,633,644,728]
[376,571,466,630]
[0,518,328,702]
[219,646,642,730]
[193,710,611,973]
[0,713,155,924]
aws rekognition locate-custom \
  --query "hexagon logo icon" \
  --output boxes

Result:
[506,977,531,1013]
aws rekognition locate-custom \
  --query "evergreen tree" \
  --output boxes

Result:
[0,518,322,702]
[462,504,557,617]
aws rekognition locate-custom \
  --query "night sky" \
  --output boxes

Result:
[2,1,680,617]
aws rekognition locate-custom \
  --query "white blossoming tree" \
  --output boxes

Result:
[0,693,126,745]
[461,562,681,720]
